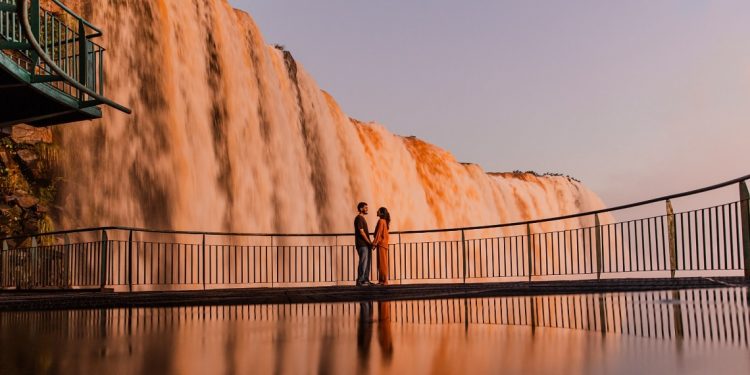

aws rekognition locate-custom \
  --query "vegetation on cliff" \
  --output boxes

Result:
[0,125,59,246]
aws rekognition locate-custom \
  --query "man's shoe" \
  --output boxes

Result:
[362,281,374,286]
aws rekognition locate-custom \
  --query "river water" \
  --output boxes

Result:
[1,288,748,374]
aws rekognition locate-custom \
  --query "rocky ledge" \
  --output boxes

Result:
[0,125,58,247]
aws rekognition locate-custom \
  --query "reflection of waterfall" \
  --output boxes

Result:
[53,0,607,235]
[1,289,748,373]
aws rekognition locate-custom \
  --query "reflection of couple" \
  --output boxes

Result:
[357,301,394,372]
[354,202,390,286]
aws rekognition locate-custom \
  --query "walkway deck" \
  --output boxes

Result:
[1,277,747,312]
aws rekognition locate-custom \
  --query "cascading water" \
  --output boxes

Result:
[54,0,608,235]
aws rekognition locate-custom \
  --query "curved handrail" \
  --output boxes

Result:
[49,0,102,37]
[1,173,748,241]
[19,0,131,114]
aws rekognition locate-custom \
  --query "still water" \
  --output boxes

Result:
[1,288,748,374]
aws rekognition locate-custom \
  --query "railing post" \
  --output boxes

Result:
[99,230,107,290]
[127,230,133,292]
[63,234,70,288]
[29,0,40,67]
[461,230,466,284]
[1,240,6,289]
[740,181,750,280]
[332,235,338,286]
[201,234,206,290]
[526,224,533,282]
[31,236,37,287]
[271,236,275,287]
[397,233,402,285]
[393,233,404,284]
[595,214,602,280]
[666,200,677,278]
[77,20,87,100]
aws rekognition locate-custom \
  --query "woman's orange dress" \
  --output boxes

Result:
[373,218,390,284]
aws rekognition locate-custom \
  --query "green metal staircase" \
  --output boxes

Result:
[0,0,130,127]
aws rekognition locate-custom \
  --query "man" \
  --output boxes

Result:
[354,202,373,286]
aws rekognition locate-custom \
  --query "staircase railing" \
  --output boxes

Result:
[0,0,130,113]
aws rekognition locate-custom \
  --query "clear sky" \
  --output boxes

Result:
[229,0,750,210]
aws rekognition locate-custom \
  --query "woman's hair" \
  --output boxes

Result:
[377,207,391,228]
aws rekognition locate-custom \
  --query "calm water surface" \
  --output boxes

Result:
[1,288,749,374]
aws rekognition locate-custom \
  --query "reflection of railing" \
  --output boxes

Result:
[1,289,747,347]
[0,0,130,112]
[0,175,749,290]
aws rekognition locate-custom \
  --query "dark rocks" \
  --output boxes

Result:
[16,195,39,209]
[0,126,57,240]
[16,149,38,165]
[22,219,39,233]
[0,149,10,165]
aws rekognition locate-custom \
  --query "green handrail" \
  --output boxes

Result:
[48,0,101,37]
[19,0,131,113]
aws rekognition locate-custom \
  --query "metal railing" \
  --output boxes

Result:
[0,175,748,290]
[0,0,130,113]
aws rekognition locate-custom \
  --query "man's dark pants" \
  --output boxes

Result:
[356,245,371,284]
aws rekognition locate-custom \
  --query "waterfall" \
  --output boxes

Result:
[54,0,608,234]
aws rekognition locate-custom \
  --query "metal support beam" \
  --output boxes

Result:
[740,181,750,280]
[667,200,677,278]
[0,109,80,129]
[80,99,103,108]
[31,75,65,83]
[0,41,32,50]
[0,3,16,12]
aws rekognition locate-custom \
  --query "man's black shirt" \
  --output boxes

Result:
[354,215,369,248]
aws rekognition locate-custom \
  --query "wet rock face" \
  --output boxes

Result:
[11,125,52,145]
[0,126,58,241]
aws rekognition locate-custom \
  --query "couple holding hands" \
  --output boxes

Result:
[353,202,391,286]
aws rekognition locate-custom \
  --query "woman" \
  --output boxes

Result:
[372,207,391,285]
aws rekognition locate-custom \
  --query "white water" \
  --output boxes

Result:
[55,0,608,235]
